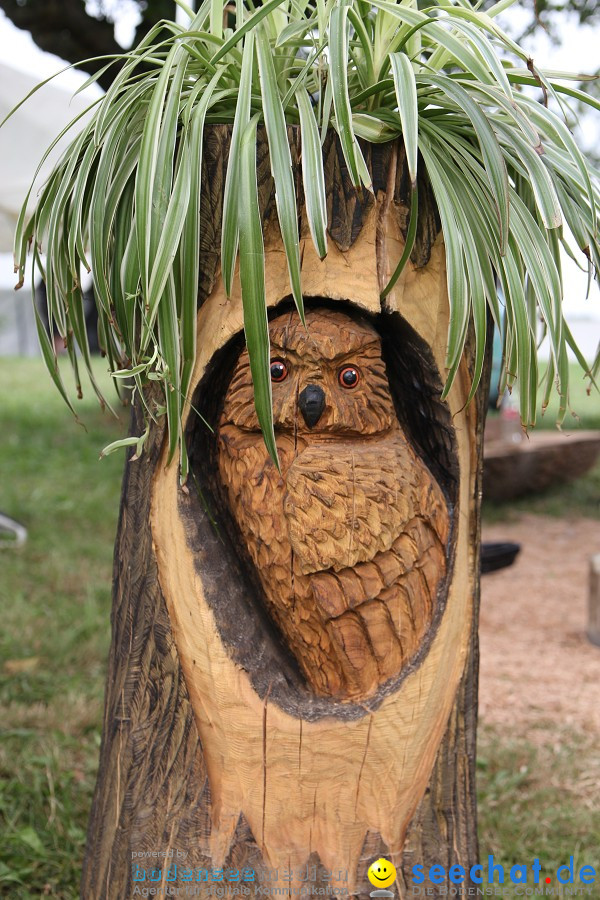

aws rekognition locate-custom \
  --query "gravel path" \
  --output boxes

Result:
[479,514,600,738]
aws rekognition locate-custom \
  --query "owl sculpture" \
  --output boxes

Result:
[217,308,450,701]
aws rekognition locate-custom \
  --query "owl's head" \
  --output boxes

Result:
[222,308,396,436]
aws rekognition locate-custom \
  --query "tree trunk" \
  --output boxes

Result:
[82,127,489,898]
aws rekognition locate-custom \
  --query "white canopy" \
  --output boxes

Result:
[0,60,99,253]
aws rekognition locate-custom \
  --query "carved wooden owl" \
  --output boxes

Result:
[217,308,450,701]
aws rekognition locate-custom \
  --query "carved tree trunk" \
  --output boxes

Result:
[82,127,489,898]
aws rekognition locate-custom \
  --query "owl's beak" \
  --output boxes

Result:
[298,384,326,428]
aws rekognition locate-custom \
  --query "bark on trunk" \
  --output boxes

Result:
[82,126,489,898]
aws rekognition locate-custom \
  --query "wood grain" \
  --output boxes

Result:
[83,127,488,898]
[216,308,450,700]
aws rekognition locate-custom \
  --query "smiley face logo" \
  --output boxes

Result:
[367,857,397,889]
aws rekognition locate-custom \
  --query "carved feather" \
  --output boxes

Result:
[217,309,450,700]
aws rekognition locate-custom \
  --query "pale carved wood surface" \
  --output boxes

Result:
[150,295,477,895]
[83,127,487,899]
[217,308,450,700]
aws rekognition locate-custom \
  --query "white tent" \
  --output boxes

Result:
[0,60,99,252]
[0,59,100,353]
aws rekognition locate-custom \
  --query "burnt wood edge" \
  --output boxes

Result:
[197,127,440,307]
[182,298,459,721]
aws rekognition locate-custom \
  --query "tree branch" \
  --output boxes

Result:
[0,0,122,90]
[0,0,177,90]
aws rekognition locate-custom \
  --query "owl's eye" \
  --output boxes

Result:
[270,359,288,383]
[338,366,360,389]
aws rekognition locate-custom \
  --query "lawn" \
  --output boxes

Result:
[0,358,598,898]
[532,361,600,432]
[477,725,600,887]
[0,358,122,897]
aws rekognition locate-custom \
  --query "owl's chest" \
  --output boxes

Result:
[217,424,425,574]
[216,426,297,579]
[216,422,450,699]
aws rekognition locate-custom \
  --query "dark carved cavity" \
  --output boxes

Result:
[184,301,458,719]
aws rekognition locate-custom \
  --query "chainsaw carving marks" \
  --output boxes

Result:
[217,309,449,700]
[205,306,456,704]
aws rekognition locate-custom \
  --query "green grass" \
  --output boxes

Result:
[477,724,600,886]
[536,361,600,432]
[483,457,600,522]
[0,358,123,898]
[0,358,598,897]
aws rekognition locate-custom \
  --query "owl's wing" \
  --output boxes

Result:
[309,516,447,696]
[283,431,450,698]
[283,430,448,574]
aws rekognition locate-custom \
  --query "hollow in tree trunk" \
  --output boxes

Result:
[82,127,489,898]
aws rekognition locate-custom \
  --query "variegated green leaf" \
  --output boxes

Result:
[256,26,304,320]
[389,52,419,185]
[296,86,328,260]
[238,115,279,467]
[221,30,255,297]
[5,0,598,459]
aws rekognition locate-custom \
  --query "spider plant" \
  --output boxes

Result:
[7,0,600,478]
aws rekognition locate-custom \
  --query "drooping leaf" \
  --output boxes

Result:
[5,0,598,460]
[296,86,328,260]
[256,26,304,320]
[221,31,255,297]
[238,115,280,467]
[389,53,419,185]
